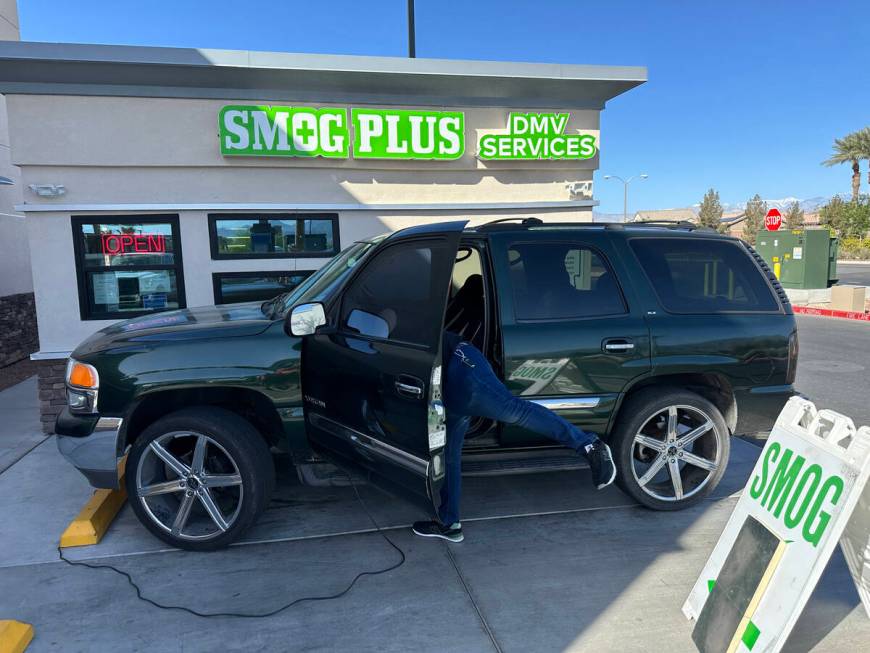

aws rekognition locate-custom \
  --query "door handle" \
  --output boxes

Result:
[395,379,424,399]
[603,338,635,353]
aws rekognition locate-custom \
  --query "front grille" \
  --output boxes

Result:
[745,244,791,311]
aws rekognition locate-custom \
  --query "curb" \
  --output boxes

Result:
[59,457,127,548]
[0,621,34,653]
[793,306,870,322]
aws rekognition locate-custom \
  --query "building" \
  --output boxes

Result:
[633,208,697,223]
[0,41,646,431]
[0,0,36,369]
[721,212,746,237]
[804,212,821,227]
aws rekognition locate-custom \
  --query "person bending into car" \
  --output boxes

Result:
[412,332,617,543]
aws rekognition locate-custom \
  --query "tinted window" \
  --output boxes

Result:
[213,271,312,305]
[210,214,338,258]
[630,238,778,313]
[507,243,626,320]
[341,240,451,347]
[73,216,185,320]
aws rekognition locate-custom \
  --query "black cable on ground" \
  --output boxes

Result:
[56,473,407,618]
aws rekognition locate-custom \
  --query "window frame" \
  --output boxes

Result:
[211,269,315,305]
[627,236,783,316]
[208,213,341,260]
[71,214,186,321]
[505,239,629,323]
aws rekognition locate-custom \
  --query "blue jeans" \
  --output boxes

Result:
[437,341,597,525]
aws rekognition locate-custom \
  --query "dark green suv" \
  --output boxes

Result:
[56,219,798,550]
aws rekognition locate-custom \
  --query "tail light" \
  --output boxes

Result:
[786,331,799,385]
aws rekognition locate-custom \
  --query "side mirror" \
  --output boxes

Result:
[285,302,326,337]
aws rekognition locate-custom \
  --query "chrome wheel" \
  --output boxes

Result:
[135,431,244,542]
[630,404,722,502]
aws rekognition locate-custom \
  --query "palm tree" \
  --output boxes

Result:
[857,127,870,188]
[822,131,864,200]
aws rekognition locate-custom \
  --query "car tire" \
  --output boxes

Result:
[611,388,730,511]
[125,406,275,551]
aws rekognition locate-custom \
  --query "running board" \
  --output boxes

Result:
[461,450,588,477]
[296,450,589,486]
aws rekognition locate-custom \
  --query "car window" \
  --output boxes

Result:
[630,238,778,313]
[341,239,452,347]
[507,242,627,320]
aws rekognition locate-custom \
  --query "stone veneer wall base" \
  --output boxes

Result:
[0,292,38,368]
[37,359,67,435]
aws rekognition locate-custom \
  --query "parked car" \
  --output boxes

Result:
[56,218,798,550]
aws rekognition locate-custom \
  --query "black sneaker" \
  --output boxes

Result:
[412,520,464,543]
[585,440,617,489]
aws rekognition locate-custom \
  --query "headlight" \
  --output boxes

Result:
[66,359,99,413]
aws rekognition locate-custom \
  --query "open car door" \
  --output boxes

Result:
[300,221,467,514]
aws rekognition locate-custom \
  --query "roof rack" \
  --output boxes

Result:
[628,220,704,230]
[472,217,720,234]
[476,217,614,232]
[477,217,544,230]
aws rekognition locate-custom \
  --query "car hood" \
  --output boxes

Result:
[73,302,275,356]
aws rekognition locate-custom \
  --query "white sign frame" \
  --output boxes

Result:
[683,397,870,652]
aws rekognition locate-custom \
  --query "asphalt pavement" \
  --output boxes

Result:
[794,313,870,427]
[835,262,870,287]
[1,314,869,652]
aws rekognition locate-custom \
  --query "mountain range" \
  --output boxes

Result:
[715,196,830,214]
[594,196,832,223]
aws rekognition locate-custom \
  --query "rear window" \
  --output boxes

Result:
[630,238,779,313]
[507,242,627,320]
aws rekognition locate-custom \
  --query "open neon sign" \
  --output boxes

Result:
[101,233,167,255]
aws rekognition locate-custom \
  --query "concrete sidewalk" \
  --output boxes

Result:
[0,375,45,474]
[0,375,868,651]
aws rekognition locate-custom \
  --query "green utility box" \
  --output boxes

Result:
[755,228,839,289]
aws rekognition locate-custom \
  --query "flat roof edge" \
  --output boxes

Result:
[0,41,647,83]
[0,41,647,82]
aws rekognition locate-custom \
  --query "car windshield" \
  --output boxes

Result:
[264,238,383,319]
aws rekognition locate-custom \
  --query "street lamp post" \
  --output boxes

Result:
[603,173,648,222]
[407,0,416,58]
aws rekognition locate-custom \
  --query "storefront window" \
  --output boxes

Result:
[72,216,185,320]
[208,214,339,259]
[212,271,313,305]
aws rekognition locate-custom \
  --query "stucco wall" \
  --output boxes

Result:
[0,0,29,299]
[0,206,30,295]
[26,206,590,353]
[6,95,599,170]
[8,93,599,354]
[0,0,18,41]
[7,95,598,208]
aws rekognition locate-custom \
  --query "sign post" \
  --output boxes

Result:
[764,208,783,231]
[683,397,870,652]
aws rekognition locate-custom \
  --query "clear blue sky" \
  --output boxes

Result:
[17,0,869,214]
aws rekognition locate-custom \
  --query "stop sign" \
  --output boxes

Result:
[765,208,782,231]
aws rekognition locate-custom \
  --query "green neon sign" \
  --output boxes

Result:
[219,105,465,160]
[219,105,350,158]
[478,112,597,160]
[351,108,464,160]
